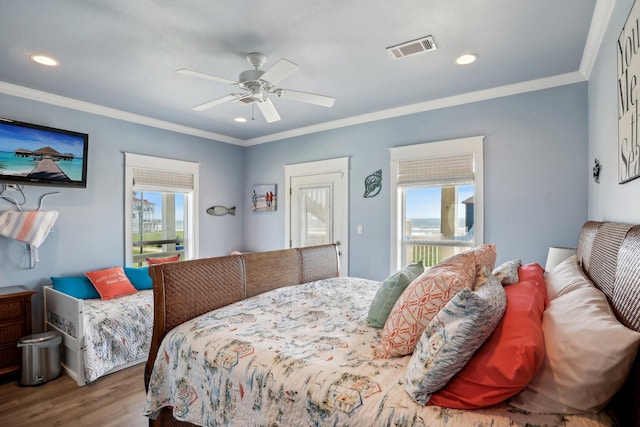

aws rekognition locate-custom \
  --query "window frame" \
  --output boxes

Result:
[389,136,484,272]
[124,152,200,266]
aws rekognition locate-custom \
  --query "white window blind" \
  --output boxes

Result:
[133,168,194,190]
[396,154,474,187]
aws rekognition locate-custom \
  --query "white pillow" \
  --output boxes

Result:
[509,286,640,414]
[544,255,593,300]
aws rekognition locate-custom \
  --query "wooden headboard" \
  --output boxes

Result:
[144,244,340,397]
[576,221,640,425]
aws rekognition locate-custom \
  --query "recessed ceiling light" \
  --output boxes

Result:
[31,55,58,66]
[234,117,247,123]
[456,53,478,65]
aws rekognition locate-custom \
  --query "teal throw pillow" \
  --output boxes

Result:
[367,261,424,328]
[124,266,152,290]
[51,276,100,299]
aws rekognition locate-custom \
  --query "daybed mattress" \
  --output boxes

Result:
[144,277,613,426]
[49,289,153,382]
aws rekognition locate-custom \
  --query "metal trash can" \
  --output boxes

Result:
[17,331,62,386]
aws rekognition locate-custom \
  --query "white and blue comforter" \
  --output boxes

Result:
[143,277,613,427]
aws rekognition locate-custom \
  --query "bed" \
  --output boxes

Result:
[143,222,640,426]
[44,286,153,386]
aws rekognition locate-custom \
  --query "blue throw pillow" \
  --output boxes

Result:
[124,266,152,290]
[405,271,507,405]
[51,276,100,299]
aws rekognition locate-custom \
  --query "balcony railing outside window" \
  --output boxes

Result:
[403,239,473,268]
[132,238,184,266]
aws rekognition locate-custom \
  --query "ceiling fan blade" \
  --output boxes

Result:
[192,94,237,111]
[256,98,281,123]
[276,89,335,107]
[177,69,237,85]
[260,59,299,85]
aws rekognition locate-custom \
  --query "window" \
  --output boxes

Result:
[390,136,483,271]
[124,153,199,266]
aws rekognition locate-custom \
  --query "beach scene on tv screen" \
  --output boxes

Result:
[0,123,85,183]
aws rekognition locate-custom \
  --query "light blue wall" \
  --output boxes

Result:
[0,94,245,330]
[244,83,589,281]
[0,80,590,331]
[588,0,640,222]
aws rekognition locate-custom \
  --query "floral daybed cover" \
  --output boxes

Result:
[144,277,612,427]
[82,290,153,382]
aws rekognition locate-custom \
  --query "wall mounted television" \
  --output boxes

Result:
[0,118,88,188]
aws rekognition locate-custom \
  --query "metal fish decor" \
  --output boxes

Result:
[206,206,236,216]
[363,169,382,198]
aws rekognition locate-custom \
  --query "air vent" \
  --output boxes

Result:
[386,35,437,59]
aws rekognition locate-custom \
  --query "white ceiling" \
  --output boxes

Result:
[0,0,609,146]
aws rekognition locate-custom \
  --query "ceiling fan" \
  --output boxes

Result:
[177,53,335,123]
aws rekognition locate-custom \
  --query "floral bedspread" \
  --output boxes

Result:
[144,277,613,427]
[82,290,153,382]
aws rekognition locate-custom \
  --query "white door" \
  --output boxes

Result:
[285,158,349,275]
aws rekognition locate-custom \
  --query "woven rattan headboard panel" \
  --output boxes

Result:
[577,221,640,425]
[145,244,340,399]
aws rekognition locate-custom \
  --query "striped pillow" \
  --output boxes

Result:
[405,273,507,405]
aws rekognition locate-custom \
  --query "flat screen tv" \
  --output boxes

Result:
[0,118,88,188]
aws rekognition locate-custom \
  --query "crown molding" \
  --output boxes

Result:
[0,81,244,146]
[579,0,615,79]
[244,72,587,146]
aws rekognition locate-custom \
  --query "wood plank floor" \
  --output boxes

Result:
[0,363,148,427]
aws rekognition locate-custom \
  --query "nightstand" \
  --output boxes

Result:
[0,286,36,379]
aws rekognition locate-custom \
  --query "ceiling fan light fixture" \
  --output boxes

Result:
[456,53,478,65]
[234,117,247,123]
[179,52,333,123]
[31,54,58,66]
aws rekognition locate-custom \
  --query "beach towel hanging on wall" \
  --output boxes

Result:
[0,209,59,268]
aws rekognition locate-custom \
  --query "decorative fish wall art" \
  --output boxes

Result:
[363,169,382,198]
[206,206,236,216]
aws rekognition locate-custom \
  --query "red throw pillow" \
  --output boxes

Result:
[429,266,547,409]
[146,255,180,266]
[85,266,137,300]
[518,262,545,285]
[518,262,549,307]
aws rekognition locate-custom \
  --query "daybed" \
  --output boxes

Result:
[44,269,154,386]
[143,222,640,426]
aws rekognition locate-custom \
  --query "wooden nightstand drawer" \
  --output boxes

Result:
[0,323,25,345]
[0,286,35,377]
[0,300,25,323]
[0,343,19,371]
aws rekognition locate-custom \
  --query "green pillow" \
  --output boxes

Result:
[367,261,424,328]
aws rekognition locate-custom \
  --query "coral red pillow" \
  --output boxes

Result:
[518,262,545,285]
[85,266,137,300]
[376,251,476,358]
[146,254,180,265]
[429,266,547,409]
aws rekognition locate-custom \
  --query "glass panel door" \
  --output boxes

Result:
[290,172,342,250]
[298,184,332,246]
